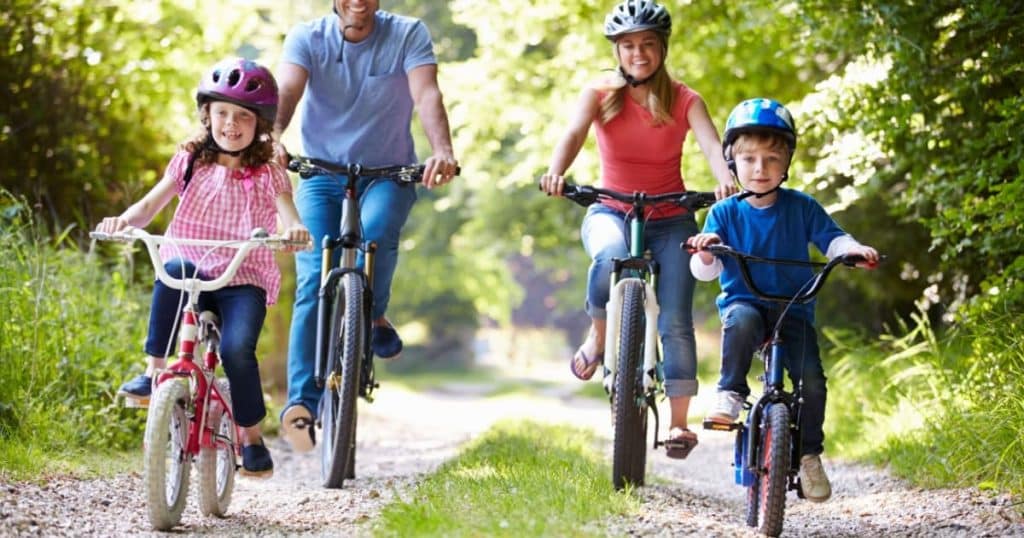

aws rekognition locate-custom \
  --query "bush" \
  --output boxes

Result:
[0,191,147,475]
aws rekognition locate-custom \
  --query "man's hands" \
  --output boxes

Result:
[421,154,458,189]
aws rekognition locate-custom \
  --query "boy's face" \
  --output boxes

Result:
[733,139,789,195]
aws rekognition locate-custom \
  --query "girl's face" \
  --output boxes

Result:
[733,139,789,197]
[615,30,664,81]
[209,101,258,154]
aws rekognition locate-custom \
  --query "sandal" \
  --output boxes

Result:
[570,347,602,381]
[664,427,699,460]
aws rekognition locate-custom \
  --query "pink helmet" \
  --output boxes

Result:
[196,58,278,123]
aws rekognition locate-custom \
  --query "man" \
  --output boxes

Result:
[274,0,458,452]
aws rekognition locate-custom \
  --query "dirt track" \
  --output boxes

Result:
[1,356,1022,537]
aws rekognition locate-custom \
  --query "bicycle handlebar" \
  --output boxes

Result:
[287,154,461,182]
[90,227,311,293]
[696,243,883,304]
[550,183,717,213]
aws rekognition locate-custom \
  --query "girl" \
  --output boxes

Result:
[539,0,736,460]
[96,58,310,477]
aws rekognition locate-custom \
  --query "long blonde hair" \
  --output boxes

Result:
[597,38,676,126]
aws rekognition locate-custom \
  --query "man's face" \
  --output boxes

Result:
[335,0,379,31]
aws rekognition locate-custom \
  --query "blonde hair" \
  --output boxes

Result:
[731,131,793,161]
[182,102,275,168]
[597,38,676,126]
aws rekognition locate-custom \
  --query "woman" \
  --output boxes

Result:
[539,0,735,459]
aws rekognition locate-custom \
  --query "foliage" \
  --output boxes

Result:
[374,419,638,537]
[795,0,1024,319]
[0,190,147,474]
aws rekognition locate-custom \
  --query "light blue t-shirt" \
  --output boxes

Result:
[702,188,847,323]
[281,11,436,167]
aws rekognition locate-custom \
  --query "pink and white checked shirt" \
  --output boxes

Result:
[160,150,293,305]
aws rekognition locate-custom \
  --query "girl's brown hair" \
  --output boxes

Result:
[181,102,275,167]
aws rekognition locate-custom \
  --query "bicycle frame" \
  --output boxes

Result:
[554,183,716,489]
[92,228,304,454]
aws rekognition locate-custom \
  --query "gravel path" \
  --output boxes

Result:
[2,359,1022,537]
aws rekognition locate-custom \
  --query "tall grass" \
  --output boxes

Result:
[824,301,1024,496]
[374,420,639,537]
[0,192,146,478]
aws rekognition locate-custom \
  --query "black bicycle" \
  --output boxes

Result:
[693,243,880,536]
[288,155,456,488]
[553,183,715,490]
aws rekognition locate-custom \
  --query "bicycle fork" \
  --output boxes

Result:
[602,277,661,395]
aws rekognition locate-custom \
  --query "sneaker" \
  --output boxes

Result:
[800,454,832,502]
[280,404,315,453]
[707,390,744,424]
[240,439,274,478]
[117,374,152,406]
[371,325,403,359]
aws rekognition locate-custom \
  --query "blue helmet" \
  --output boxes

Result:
[723,98,796,152]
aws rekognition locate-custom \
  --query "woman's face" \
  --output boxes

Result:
[615,30,664,80]
[208,101,258,153]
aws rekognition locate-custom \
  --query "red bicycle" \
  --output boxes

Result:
[91,227,307,530]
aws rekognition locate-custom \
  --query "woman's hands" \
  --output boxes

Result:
[539,172,568,197]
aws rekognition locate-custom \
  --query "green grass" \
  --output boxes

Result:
[373,420,639,537]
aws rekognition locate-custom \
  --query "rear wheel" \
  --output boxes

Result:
[320,272,364,488]
[757,403,791,537]
[611,279,648,490]
[197,379,236,517]
[143,379,192,530]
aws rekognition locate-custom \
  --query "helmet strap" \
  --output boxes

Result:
[204,131,246,157]
[618,66,650,87]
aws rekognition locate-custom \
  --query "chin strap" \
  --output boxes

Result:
[619,66,653,87]
[204,132,245,157]
[737,184,782,201]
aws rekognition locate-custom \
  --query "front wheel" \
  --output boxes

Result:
[756,403,791,537]
[611,279,648,490]
[197,379,236,517]
[320,272,365,488]
[143,378,192,531]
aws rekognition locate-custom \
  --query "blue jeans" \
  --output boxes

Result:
[286,174,417,414]
[718,301,827,455]
[145,259,268,428]
[580,204,699,397]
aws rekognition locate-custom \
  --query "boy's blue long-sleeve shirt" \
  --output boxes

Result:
[702,188,847,323]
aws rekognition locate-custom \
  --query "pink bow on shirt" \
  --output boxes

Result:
[233,168,254,192]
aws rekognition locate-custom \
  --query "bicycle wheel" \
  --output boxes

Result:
[198,379,236,517]
[320,272,364,488]
[143,378,192,530]
[611,279,648,490]
[757,403,791,537]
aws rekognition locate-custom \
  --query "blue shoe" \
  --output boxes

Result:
[117,374,152,406]
[241,438,274,478]
[371,325,403,359]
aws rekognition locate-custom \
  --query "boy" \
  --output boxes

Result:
[687,98,879,502]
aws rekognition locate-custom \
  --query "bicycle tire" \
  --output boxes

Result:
[320,272,364,488]
[612,279,648,490]
[757,403,790,537]
[143,379,192,530]
[197,378,236,517]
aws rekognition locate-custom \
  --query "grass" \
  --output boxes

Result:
[373,419,639,537]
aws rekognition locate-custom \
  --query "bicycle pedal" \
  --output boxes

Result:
[121,396,149,409]
[702,418,739,431]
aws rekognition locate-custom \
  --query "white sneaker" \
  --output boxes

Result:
[707,390,744,424]
[800,454,832,502]
[280,404,315,453]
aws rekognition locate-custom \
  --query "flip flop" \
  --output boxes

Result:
[570,347,602,381]
[664,428,699,459]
